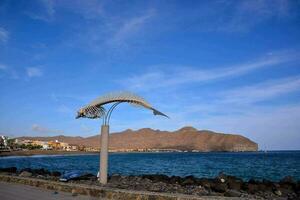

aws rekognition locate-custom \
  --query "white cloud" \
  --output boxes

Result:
[26,67,43,78]
[123,51,300,91]
[108,10,156,46]
[0,27,9,43]
[25,0,55,22]
[0,64,19,79]
[57,104,73,114]
[196,0,298,33]
[57,0,103,19]
[220,75,300,104]
[31,124,64,134]
[0,64,7,70]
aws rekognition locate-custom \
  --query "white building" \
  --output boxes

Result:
[0,136,8,148]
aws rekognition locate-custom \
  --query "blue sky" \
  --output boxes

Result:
[0,0,300,150]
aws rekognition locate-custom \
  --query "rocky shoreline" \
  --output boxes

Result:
[0,150,98,157]
[0,167,299,200]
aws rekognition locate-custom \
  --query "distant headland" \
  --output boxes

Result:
[13,126,258,153]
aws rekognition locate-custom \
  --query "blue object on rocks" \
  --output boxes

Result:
[59,171,83,182]
[59,171,96,182]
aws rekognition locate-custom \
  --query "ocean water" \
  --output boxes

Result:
[0,151,299,181]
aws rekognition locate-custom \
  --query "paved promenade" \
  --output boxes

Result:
[0,182,100,200]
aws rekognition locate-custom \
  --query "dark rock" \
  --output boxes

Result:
[211,182,227,193]
[227,179,243,191]
[279,176,297,193]
[32,168,50,176]
[78,173,97,181]
[181,176,196,186]
[142,174,170,183]
[217,173,243,191]
[296,181,300,196]
[224,189,242,197]
[242,183,259,194]
[0,167,17,173]
[51,171,61,177]
[280,176,296,185]
[169,176,182,184]
[109,174,122,183]
[198,178,212,189]
[248,178,259,184]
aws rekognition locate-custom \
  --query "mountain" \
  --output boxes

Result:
[17,126,258,152]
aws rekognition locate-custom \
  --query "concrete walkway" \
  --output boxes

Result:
[0,182,101,200]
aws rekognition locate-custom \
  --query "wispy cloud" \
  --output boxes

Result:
[25,0,55,22]
[57,0,103,19]
[221,75,300,104]
[31,124,64,134]
[56,104,73,114]
[123,51,300,91]
[0,64,19,79]
[195,0,298,33]
[0,27,9,43]
[80,124,94,134]
[0,64,7,70]
[26,67,43,78]
[108,10,156,46]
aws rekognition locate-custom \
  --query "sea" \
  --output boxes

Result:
[0,151,299,181]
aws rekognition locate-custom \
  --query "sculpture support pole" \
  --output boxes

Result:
[99,125,109,184]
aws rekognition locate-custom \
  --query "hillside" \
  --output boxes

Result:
[17,126,258,152]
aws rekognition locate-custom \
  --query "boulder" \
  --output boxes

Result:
[280,176,296,185]
[224,189,242,197]
[32,168,50,176]
[274,189,282,196]
[218,173,243,191]
[142,174,170,183]
[279,176,296,192]
[169,176,182,184]
[227,179,243,191]
[51,171,61,177]
[0,167,17,173]
[242,183,260,194]
[211,182,227,193]
[181,176,196,186]
[198,178,212,189]
[109,174,122,183]
[19,171,32,177]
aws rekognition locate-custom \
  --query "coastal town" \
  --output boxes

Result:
[0,135,98,153]
[0,135,198,154]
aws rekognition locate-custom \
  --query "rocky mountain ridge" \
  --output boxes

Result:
[17,126,258,152]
